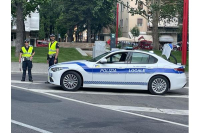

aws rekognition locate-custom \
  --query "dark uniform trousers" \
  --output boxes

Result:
[22,60,32,80]
[49,57,58,67]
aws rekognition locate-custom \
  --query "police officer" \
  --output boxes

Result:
[47,34,59,67]
[19,40,35,82]
[45,34,59,83]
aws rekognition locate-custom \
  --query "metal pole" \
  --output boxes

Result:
[116,3,119,47]
[182,0,188,65]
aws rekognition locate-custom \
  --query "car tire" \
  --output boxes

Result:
[61,71,82,91]
[148,76,169,95]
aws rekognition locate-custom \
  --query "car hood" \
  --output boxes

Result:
[49,60,90,69]
[59,60,89,65]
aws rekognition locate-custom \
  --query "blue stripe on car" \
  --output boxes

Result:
[49,62,183,74]
[84,81,148,85]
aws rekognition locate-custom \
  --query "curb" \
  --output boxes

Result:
[76,48,88,56]
[11,71,48,74]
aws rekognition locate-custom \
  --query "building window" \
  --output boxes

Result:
[137,18,143,26]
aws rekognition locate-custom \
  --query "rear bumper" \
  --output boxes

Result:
[169,73,187,90]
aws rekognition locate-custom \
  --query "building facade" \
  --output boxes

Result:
[11,11,40,46]
[118,0,148,38]
[118,0,179,44]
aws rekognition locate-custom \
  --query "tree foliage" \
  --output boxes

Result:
[11,0,49,57]
[39,0,116,42]
[110,26,122,37]
[131,26,140,37]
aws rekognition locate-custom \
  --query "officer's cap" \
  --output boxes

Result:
[24,39,29,43]
[50,34,55,37]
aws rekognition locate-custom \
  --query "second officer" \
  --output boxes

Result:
[19,40,35,82]
[47,34,59,67]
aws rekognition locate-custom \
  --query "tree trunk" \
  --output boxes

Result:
[23,20,26,40]
[94,33,96,43]
[78,34,80,42]
[67,28,73,42]
[152,0,160,50]
[15,2,24,57]
[87,19,91,43]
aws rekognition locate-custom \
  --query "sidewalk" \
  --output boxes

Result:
[11,62,48,74]
[11,62,189,78]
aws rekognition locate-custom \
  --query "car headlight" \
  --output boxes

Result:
[51,67,63,72]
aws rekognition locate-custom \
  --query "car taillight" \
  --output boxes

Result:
[174,68,185,72]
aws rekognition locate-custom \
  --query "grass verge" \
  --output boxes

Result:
[11,47,92,63]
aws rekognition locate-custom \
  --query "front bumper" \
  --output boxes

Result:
[48,69,65,86]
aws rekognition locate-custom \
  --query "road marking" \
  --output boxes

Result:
[11,85,188,128]
[28,89,188,98]
[11,80,44,84]
[11,120,52,133]
[97,105,188,115]
[11,71,48,74]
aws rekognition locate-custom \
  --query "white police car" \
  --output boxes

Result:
[48,50,186,95]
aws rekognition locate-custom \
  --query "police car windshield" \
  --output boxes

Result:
[89,52,111,62]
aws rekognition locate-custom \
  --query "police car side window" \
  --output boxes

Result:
[131,53,149,64]
[149,55,158,64]
[106,52,127,64]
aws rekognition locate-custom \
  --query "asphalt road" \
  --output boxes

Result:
[11,73,188,133]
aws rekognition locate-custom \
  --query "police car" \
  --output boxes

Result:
[48,50,187,95]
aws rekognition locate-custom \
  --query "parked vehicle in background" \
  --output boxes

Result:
[36,40,49,47]
[173,42,189,51]
[133,40,153,50]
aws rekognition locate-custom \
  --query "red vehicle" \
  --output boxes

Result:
[36,40,49,47]
[133,40,153,50]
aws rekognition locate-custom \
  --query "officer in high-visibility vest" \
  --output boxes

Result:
[19,40,35,82]
[47,34,59,67]
[45,34,59,83]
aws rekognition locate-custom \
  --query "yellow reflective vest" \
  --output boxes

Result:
[48,41,57,55]
[21,46,33,57]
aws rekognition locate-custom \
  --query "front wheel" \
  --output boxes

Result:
[61,71,82,91]
[148,76,169,95]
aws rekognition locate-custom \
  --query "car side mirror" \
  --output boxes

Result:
[99,58,107,64]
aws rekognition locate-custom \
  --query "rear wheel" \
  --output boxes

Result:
[61,71,82,91]
[148,76,169,95]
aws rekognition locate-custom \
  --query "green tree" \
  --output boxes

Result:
[131,26,140,43]
[39,0,116,43]
[51,0,115,42]
[38,17,45,39]
[131,26,140,37]
[110,26,122,37]
[11,0,49,57]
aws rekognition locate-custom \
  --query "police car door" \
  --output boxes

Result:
[125,52,158,90]
[92,52,128,88]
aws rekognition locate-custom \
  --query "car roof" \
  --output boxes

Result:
[110,49,155,55]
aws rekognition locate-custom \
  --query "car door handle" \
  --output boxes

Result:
[147,67,154,69]
[118,67,125,69]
